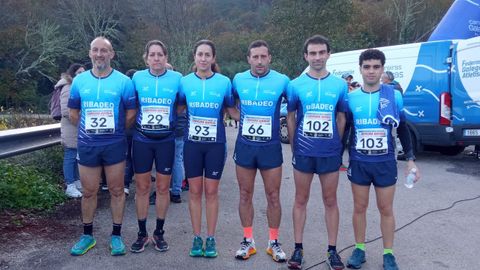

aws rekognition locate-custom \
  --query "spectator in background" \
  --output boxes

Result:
[59,63,86,198]
[381,71,403,93]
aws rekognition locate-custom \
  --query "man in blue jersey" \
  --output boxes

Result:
[286,35,347,270]
[231,40,290,263]
[345,49,420,270]
[68,37,136,256]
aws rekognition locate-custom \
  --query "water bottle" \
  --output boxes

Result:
[404,168,417,189]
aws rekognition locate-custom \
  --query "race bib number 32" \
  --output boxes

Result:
[302,111,333,138]
[188,116,218,142]
[141,106,170,130]
[242,115,272,142]
[355,128,388,155]
[85,108,115,134]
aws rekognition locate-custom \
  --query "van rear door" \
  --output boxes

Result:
[451,36,480,145]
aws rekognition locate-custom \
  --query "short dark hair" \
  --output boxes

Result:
[303,34,330,54]
[247,40,270,56]
[359,49,385,66]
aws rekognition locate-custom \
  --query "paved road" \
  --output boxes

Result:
[2,128,479,270]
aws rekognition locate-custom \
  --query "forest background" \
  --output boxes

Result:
[0,0,453,113]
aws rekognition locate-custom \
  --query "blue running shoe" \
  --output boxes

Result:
[383,254,399,270]
[189,236,204,257]
[204,237,218,258]
[70,234,96,256]
[346,248,366,269]
[327,249,345,269]
[110,235,126,256]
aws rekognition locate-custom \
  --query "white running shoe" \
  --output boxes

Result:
[235,238,256,260]
[266,239,286,262]
[66,184,82,198]
[124,187,130,196]
[74,180,83,192]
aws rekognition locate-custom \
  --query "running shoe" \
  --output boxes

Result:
[287,248,304,269]
[70,234,96,256]
[152,231,169,252]
[346,248,366,269]
[235,237,256,260]
[110,235,126,256]
[266,239,286,262]
[204,237,218,258]
[66,184,82,198]
[130,233,150,253]
[383,254,399,270]
[327,249,345,269]
[189,236,204,257]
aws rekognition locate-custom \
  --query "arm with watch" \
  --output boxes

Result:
[397,119,421,182]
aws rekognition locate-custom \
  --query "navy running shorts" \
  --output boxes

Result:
[183,141,226,180]
[77,139,127,167]
[132,139,175,174]
[292,154,341,174]
[347,159,398,187]
[233,141,283,170]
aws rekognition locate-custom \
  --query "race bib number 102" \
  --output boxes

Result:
[85,108,115,134]
[302,111,333,138]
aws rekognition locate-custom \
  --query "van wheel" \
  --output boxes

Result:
[280,117,289,144]
[439,146,465,156]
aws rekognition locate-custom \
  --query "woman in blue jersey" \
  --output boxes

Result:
[179,40,235,258]
[129,40,182,253]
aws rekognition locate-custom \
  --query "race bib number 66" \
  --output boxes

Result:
[242,115,272,142]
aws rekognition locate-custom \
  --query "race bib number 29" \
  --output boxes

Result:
[141,106,170,130]
[188,116,218,142]
[85,108,115,134]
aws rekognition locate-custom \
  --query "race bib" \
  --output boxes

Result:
[140,106,170,130]
[355,128,388,155]
[85,108,115,134]
[241,115,272,142]
[302,111,333,138]
[188,116,217,142]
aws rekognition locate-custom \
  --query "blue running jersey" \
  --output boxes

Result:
[132,69,182,143]
[68,69,136,146]
[287,73,348,157]
[232,70,289,145]
[179,72,234,143]
[348,86,404,162]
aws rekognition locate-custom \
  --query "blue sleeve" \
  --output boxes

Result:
[67,77,81,109]
[224,79,235,107]
[286,82,298,112]
[337,82,349,113]
[122,79,136,110]
[395,90,405,120]
[282,75,290,99]
[232,76,239,99]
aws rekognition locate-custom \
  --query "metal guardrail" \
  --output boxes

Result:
[0,123,61,159]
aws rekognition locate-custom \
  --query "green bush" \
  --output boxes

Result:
[0,159,66,211]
